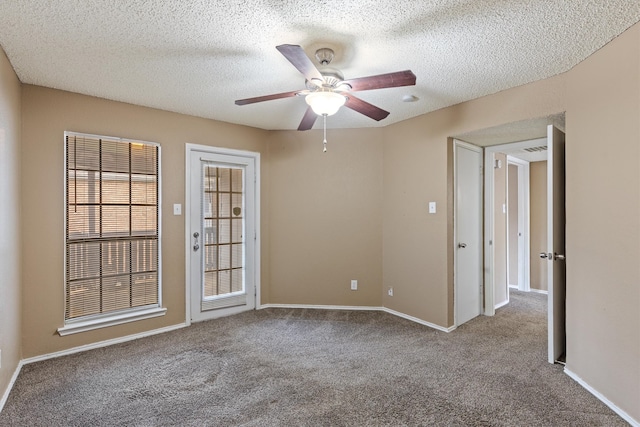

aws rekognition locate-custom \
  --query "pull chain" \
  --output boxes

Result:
[322,114,327,153]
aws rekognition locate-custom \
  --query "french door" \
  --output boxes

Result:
[187,145,259,322]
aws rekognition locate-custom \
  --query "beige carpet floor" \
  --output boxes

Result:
[0,291,627,426]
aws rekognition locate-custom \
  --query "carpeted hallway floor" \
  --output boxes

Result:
[0,291,627,426]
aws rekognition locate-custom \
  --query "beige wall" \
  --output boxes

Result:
[493,153,508,305]
[0,47,22,404]
[381,22,639,420]
[266,129,383,306]
[20,86,269,358]
[382,74,566,328]
[564,23,640,420]
[529,161,547,291]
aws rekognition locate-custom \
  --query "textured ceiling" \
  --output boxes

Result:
[1,1,639,131]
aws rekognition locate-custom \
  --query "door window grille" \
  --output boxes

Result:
[202,165,244,299]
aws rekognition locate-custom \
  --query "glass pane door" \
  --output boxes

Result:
[189,147,256,323]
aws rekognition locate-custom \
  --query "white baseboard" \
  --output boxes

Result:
[260,303,382,311]
[495,299,509,310]
[564,368,639,427]
[381,307,455,333]
[22,322,188,365]
[0,360,24,413]
[529,288,548,295]
[260,303,454,333]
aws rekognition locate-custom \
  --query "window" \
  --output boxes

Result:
[59,132,164,335]
[202,165,245,300]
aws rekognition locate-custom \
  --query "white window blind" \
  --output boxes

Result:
[65,133,160,322]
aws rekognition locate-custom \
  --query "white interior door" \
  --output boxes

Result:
[546,125,566,363]
[455,140,483,326]
[187,146,259,323]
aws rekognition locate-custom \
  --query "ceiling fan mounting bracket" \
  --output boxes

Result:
[315,47,335,66]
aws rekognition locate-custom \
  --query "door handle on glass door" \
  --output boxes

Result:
[193,232,200,251]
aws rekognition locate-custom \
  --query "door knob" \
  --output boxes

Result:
[458,243,467,249]
[539,252,548,259]
[554,253,565,261]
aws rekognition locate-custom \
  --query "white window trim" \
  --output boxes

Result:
[57,307,167,336]
[61,131,164,335]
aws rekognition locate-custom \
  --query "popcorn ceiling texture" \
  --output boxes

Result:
[0,1,639,130]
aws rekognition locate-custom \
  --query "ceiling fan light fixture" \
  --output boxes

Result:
[305,91,346,116]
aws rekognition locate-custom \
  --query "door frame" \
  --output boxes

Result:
[184,143,261,326]
[484,139,544,315]
[506,155,530,292]
[453,139,484,326]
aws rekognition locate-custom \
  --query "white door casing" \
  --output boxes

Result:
[546,125,566,363]
[185,144,260,324]
[506,156,531,292]
[454,140,483,326]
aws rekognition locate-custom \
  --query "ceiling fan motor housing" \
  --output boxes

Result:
[306,67,345,90]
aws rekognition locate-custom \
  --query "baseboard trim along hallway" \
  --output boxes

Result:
[259,304,455,333]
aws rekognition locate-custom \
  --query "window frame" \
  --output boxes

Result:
[58,131,165,336]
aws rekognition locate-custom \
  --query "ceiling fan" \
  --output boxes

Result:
[235,44,417,131]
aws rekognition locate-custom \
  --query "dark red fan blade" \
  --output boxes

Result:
[297,106,318,131]
[235,90,301,106]
[343,70,416,92]
[345,95,390,121]
[276,44,324,83]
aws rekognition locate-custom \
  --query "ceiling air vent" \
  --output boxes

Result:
[523,146,547,153]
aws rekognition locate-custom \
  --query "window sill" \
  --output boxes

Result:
[57,307,167,336]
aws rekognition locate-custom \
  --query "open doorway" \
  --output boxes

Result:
[485,137,549,309]
[484,137,548,313]
[454,115,566,364]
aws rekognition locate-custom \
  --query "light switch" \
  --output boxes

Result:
[429,202,436,214]
[173,204,182,215]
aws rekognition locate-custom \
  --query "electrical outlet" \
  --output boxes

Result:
[351,280,358,291]
[173,204,182,215]
[387,287,393,297]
